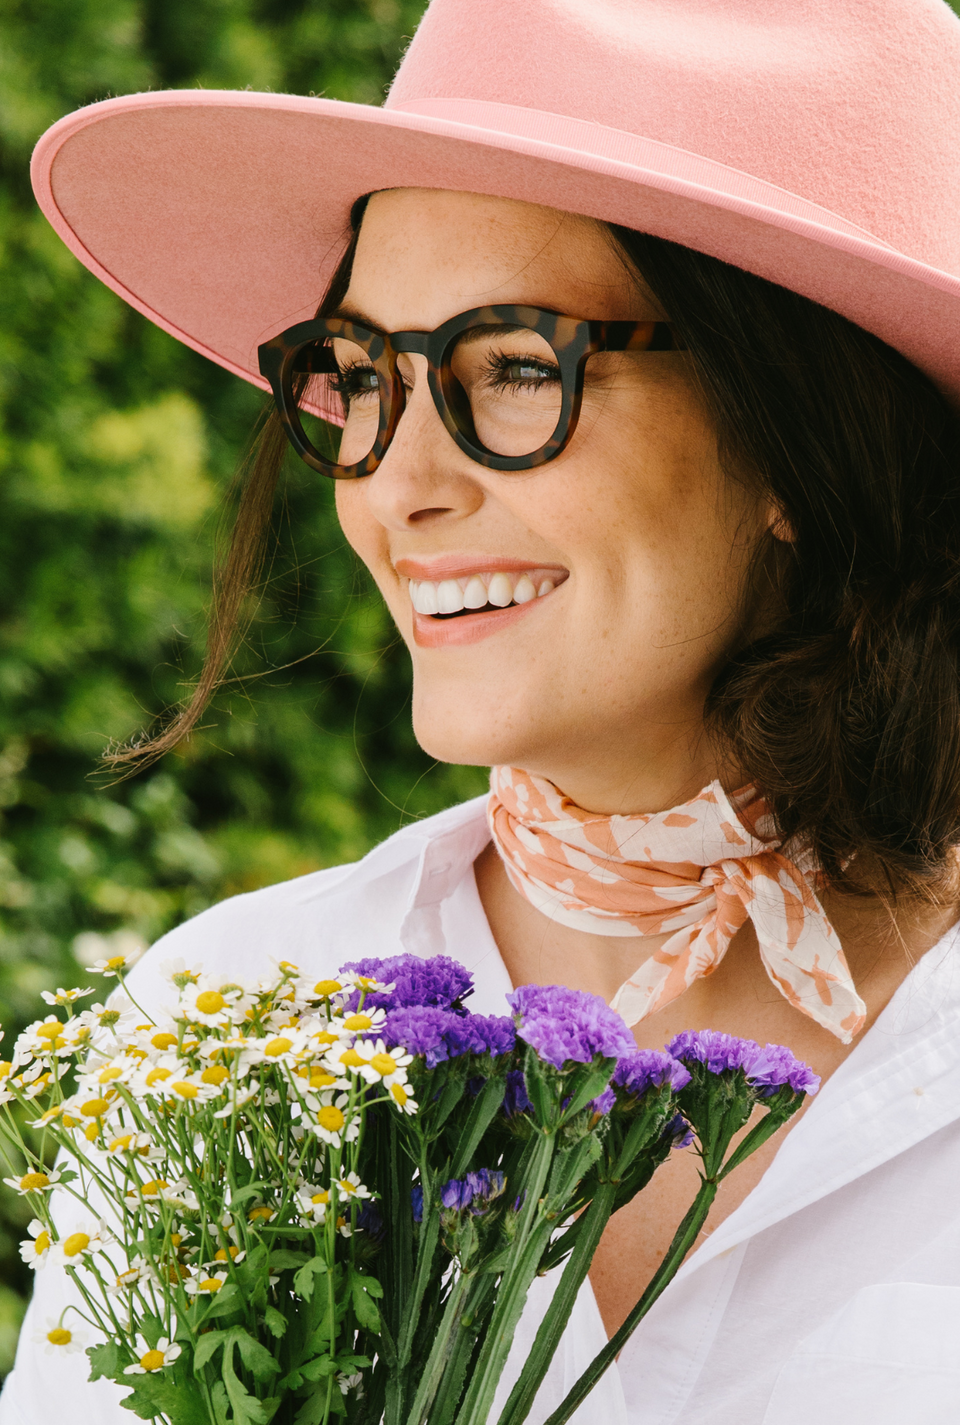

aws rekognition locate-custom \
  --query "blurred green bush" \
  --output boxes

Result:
[0,0,495,1372]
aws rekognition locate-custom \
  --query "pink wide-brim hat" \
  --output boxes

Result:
[30,0,960,410]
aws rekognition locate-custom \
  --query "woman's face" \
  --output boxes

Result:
[335,189,777,812]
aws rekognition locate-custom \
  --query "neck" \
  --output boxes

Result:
[520,730,727,817]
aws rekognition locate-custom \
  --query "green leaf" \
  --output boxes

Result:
[268,1249,310,1272]
[263,1305,287,1339]
[200,1283,241,1320]
[234,1328,280,1380]
[348,1268,381,1333]
[293,1256,328,1301]
[119,1374,209,1425]
[193,1329,228,1372]
[87,1340,120,1382]
[222,1335,274,1424]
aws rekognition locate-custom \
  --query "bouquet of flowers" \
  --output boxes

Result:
[0,950,818,1425]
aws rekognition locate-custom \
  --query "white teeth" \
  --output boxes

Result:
[487,572,515,608]
[413,581,439,615]
[437,579,465,614]
[407,569,562,616]
[463,576,488,609]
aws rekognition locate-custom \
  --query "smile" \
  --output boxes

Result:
[407,568,566,618]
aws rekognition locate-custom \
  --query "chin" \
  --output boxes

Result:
[411,704,536,773]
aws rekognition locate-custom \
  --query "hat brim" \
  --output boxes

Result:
[31,89,960,415]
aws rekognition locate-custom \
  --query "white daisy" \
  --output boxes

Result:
[19,1220,52,1270]
[123,1337,181,1374]
[33,1317,86,1355]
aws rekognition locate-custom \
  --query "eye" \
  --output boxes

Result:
[484,353,561,392]
[329,361,379,405]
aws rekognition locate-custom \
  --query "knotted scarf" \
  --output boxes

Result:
[487,766,866,1044]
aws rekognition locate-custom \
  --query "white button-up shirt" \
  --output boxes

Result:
[4,794,960,1424]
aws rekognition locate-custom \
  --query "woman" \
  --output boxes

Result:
[6,0,960,1420]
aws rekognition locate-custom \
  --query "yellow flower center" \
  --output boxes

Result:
[98,1067,123,1083]
[195,991,226,1015]
[263,1037,293,1057]
[36,1022,62,1040]
[199,1277,223,1293]
[172,1082,198,1099]
[151,1032,178,1050]
[109,1134,135,1152]
[63,1232,90,1257]
[19,1172,50,1192]
[145,1067,171,1086]
[34,1231,51,1255]
[0,1062,11,1078]
[317,1106,346,1133]
[140,1349,165,1372]
[311,1190,330,1205]
[124,1046,147,1060]
[309,1070,336,1089]
[278,960,299,973]
[312,1031,339,1047]
[248,1206,273,1223]
[370,1053,398,1077]
[61,1112,80,1128]
[338,1179,359,1195]
[339,1048,366,1068]
[313,979,342,997]
[214,1245,240,1261]
[343,1013,373,1032]
[201,1065,229,1086]
[106,956,127,971]
[84,1123,100,1141]
[81,1097,110,1118]
[46,1328,71,1346]
[170,1232,183,1248]
[390,1083,409,1108]
[140,1180,168,1197]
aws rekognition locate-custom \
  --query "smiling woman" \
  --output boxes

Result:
[10,1,960,1422]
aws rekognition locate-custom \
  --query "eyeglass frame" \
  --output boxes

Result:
[257,304,681,479]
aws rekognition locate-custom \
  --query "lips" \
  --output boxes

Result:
[394,560,569,647]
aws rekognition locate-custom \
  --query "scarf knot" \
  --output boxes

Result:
[487,766,866,1044]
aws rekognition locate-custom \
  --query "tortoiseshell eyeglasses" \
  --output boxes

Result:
[257,304,681,478]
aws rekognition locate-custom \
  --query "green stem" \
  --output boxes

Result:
[402,1268,473,1425]
[495,1181,619,1425]
[541,1177,719,1425]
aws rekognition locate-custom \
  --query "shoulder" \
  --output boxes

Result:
[123,795,491,1014]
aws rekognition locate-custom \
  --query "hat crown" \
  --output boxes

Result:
[388,0,960,273]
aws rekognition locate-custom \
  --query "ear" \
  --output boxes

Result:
[766,505,796,543]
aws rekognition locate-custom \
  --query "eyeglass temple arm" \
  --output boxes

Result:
[600,321,682,352]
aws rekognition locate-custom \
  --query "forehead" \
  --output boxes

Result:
[345,188,653,329]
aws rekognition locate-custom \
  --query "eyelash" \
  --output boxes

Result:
[480,352,561,392]
[326,351,563,406]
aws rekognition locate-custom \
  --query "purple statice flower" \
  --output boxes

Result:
[441,1169,506,1215]
[612,1050,692,1097]
[444,1014,517,1059]
[666,1031,819,1097]
[588,1086,617,1116]
[412,1186,424,1224]
[384,1006,461,1067]
[508,985,635,1069]
[503,1069,533,1117]
[385,1007,516,1067]
[340,954,474,1013]
[441,1177,475,1212]
[659,1112,694,1150]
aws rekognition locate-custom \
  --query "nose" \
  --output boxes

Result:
[361,354,486,531]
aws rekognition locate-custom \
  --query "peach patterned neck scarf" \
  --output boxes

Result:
[487,766,867,1044]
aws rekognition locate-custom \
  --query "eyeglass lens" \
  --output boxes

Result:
[293,324,567,468]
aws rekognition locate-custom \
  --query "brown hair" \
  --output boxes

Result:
[109,212,960,896]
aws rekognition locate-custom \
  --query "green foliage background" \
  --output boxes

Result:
[0,0,498,1371]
